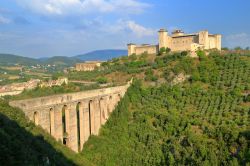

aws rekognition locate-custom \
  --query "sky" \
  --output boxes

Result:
[0,0,249,58]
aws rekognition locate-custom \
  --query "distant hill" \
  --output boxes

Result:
[74,49,127,61]
[42,56,81,66]
[0,54,39,66]
[0,54,82,67]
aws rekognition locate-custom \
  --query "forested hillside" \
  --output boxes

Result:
[81,53,250,165]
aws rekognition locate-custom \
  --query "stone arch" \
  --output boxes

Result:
[88,100,93,135]
[101,99,106,120]
[76,102,82,151]
[33,111,39,125]
[107,95,113,116]
[49,108,55,135]
[99,97,105,125]
[62,105,68,145]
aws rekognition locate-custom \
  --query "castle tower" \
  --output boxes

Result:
[127,43,136,56]
[158,29,168,49]
[198,30,209,49]
[215,34,222,50]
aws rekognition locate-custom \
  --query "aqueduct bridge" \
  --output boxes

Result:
[10,82,131,152]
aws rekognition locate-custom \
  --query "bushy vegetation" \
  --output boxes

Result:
[5,83,100,101]
[81,53,250,166]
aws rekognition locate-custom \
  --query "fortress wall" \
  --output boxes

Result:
[208,36,216,49]
[128,44,136,56]
[135,45,158,55]
[170,36,196,51]
[9,82,131,152]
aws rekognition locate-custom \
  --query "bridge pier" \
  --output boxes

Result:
[100,97,108,125]
[66,103,78,152]
[54,105,63,142]
[49,108,55,137]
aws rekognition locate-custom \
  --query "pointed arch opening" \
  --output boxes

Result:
[108,96,112,116]
[88,100,92,135]
[99,98,104,125]
[49,108,54,135]
[76,102,82,151]
[62,105,68,145]
[34,111,39,125]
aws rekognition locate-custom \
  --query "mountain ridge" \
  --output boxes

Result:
[73,49,127,61]
[0,49,127,66]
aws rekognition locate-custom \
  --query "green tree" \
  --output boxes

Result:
[158,47,166,56]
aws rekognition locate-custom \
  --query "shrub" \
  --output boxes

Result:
[196,50,206,59]
[165,47,171,54]
[181,51,188,56]
[96,77,108,84]
[158,47,166,56]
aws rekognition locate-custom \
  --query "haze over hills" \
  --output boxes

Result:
[74,49,127,61]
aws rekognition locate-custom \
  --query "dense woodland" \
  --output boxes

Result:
[0,51,249,165]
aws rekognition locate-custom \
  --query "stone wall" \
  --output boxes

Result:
[135,45,158,55]
[75,62,102,71]
[9,81,131,152]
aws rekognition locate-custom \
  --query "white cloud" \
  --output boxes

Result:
[126,20,155,37]
[15,0,150,16]
[225,33,250,48]
[0,15,11,24]
[104,20,155,38]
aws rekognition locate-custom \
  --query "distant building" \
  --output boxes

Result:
[40,77,68,88]
[128,28,222,56]
[75,61,102,71]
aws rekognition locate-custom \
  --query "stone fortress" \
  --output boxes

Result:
[128,29,222,56]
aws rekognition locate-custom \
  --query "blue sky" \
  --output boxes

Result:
[0,0,249,58]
